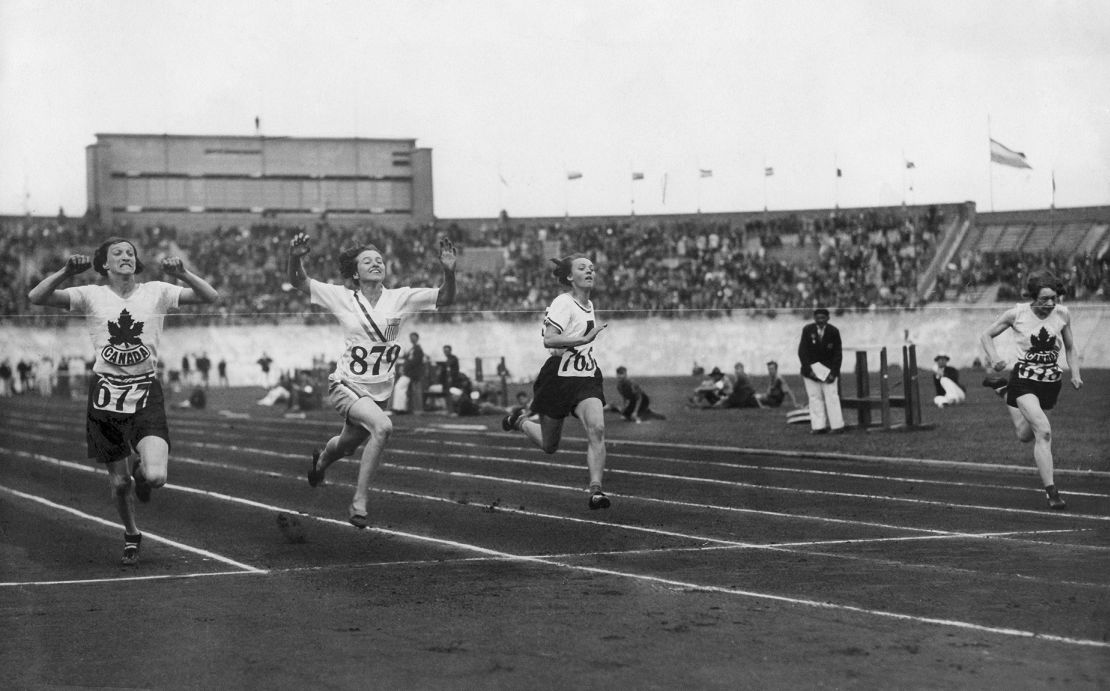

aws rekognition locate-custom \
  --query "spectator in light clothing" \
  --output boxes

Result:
[932,353,966,408]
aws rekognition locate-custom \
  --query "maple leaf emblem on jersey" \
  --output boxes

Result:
[1029,326,1056,353]
[107,309,145,347]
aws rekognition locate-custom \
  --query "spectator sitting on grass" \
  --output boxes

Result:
[689,366,731,407]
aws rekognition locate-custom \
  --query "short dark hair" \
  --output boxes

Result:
[616,366,627,375]
[1025,270,1064,300]
[550,254,590,286]
[337,244,382,282]
[813,307,830,318]
[93,237,144,276]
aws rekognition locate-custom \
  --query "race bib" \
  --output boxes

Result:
[557,345,598,378]
[345,343,403,379]
[93,377,153,414]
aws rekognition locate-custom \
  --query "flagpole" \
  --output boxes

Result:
[762,158,768,213]
[629,164,634,216]
[987,114,995,212]
[834,153,840,209]
[563,174,569,219]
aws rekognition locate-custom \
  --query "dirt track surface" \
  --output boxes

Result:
[2,385,1108,689]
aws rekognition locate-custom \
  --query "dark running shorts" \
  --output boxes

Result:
[530,356,606,419]
[1006,372,1062,411]
[86,373,170,463]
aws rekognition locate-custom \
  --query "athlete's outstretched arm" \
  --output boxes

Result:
[27,255,90,308]
[161,257,220,305]
[979,307,1017,370]
[435,237,457,308]
[288,232,313,294]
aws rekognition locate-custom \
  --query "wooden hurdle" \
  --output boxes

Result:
[839,344,926,430]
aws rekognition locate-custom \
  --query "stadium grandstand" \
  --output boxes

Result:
[2,200,1108,329]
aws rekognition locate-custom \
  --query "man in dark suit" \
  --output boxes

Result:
[798,307,845,433]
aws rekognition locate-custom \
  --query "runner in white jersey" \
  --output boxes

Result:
[980,270,1083,510]
[27,237,219,564]
[502,254,612,510]
[288,232,456,528]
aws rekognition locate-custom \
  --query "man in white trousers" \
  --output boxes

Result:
[797,307,845,434]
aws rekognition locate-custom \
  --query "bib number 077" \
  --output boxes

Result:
[93,379,152,414]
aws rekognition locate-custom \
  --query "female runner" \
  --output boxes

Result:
[503,254,611,509]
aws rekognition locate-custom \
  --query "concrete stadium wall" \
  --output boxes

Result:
[3,305,1106,387]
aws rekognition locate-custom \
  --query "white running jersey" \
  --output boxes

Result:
[1011,302,1070,383]
[543,292,600,378]
[65,282,183,377]
[310,280,439,400]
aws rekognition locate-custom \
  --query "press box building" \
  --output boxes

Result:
[86,133,434,231]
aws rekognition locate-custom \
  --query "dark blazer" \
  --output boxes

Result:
[798,322,843,382]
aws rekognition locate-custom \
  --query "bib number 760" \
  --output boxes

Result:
[93,379,152,414]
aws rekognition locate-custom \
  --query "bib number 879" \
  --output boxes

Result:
[349,344,402,376]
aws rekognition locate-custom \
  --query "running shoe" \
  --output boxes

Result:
[307,448,325,487]
[588,490,611,510]
[501,407,525,432]
[348,503,369,529]
[1046,487,1067,510]
[121,533,142,566]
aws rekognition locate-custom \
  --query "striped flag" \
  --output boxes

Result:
[566,171,583,180]
[990,139,1032,169]
[699,169,713,178]
[631,172,644,180]
[764,167,774,177]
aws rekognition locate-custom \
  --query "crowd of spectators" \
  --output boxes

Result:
[932,250,1108,302]
[2,206,1107,328]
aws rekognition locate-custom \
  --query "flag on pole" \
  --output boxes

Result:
[631,172,644,181]
[764,167,774,177]
[990,139,1032,169]
[836,168,842,178]
[699,169,713,178]
[905,160,916,169]
[566,171,583,180]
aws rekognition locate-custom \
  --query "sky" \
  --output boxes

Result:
[2,0,1109,220]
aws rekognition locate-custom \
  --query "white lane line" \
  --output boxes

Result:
[4,449,1108,648]
[1,572,263,588]
[425,437,1110,500]
[0,484,267,576]
[14,411,1110,480]
[20,446,1103,593]
[166,437,1110,523]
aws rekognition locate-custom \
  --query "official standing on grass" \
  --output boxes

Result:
[289,232,456,528]
[27,237,219,565]
[502,254,612,510]
[979,270,1082,510]
[798,307,845,434]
